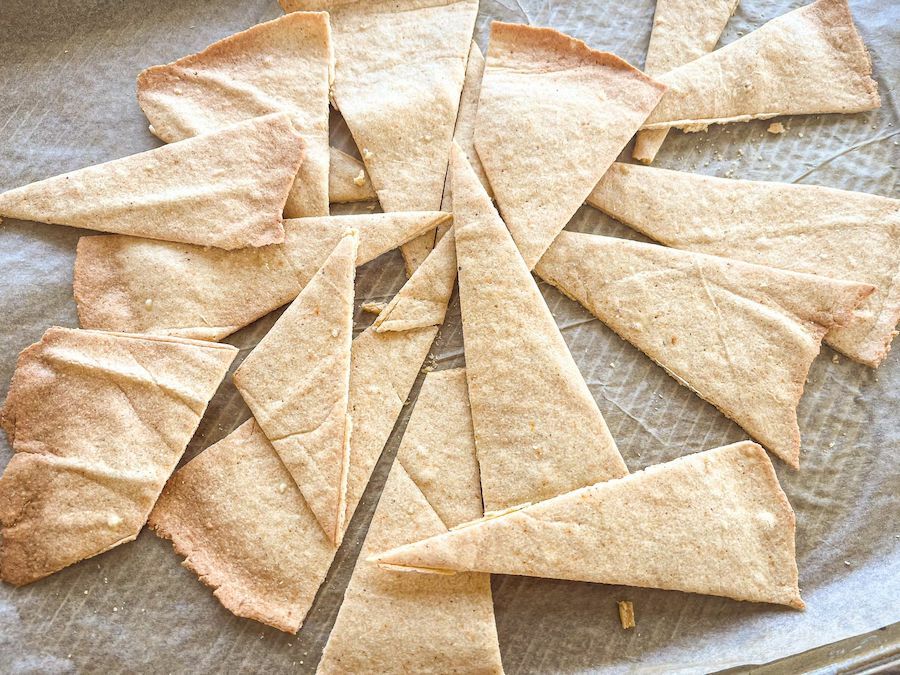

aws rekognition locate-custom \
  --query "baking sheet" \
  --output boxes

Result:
[0,0,897,672]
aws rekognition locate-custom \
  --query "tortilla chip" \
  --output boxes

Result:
[633,0,740,163]
[642,0,880,132]
[372,227,457,333]
[319,368,500,672]
[233,232,357,545]
[451,144,627,512]
[536,232,874,467]
[329,147,376,203]
[74,211,450,341]
[473,22,665,269]
[0,114,302,249]
[374,442,804,609]
[280,0,478,275]
[0,328,236,586]
[439,41,491,227]
[397,368,484,527]
[588,163,900,367]
[149,419,337,633]
[137,13,332,217]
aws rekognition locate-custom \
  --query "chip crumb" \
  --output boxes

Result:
[277,482,288,494]
[361,301,386,315]
[767,122,786,134]
[831,354,840,364]
[106,513,122,528]
[362,148,374,160]
[617,600,635,629]
[353,169,366,187]
[331,328,339,338]
[144,298,153,309]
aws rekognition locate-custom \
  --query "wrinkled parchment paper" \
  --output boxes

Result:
[0,1,897,672]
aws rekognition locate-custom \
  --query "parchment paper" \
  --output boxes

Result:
[0,1,897,673]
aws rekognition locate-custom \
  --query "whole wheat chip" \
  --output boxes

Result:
[0,327,236,586]
[641,0,880,132]
[74,211,450,341]
[234,232,358,545]
[149,419,337,633]
[373,442,805,609]
[280,0,478,275]
[536,232,874,468]
[137,13,332,217]
[318,370,501,673]
[588,163,900,367]
[473,22,665,269]
[451,144,627,513]
[0,114,302,249]
[439,41,492,225]
[633,0,740,163]
[329,147,376,203]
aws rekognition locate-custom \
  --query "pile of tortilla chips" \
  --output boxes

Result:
[0,0,896,671]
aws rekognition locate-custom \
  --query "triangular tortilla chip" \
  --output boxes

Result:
[451,144,628,512]
[137,13,332,217]
[320,470,500,672]
[280,0,479,275]
[372,227,457,333]
[74,211,450,341]
[149,419,337,633]
[473,22,665,269]
[439,41,491,225]
[233,232,357,545]
[641,0,880,132]
[536,232,874,467]
[633,0,740,163]
[329,147,376,203]
[373,441,805,609]
[150,267,446,632]
[319,368,501,673]
[0,327,236,586]
[0,114,302,249]
[588,163,900,367]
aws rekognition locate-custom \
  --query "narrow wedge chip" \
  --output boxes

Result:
[280,0,479,274]
[588,163,900,367]
[633,0,740,163]
[137,13,332,217]
[641,0,880,132]
[374,442,804,609]
[318,370,502,674]
[149,419,336,633]
[74,212,450,341]
[0,114,302,249]
[234,232,357,545]
[329,147,376,203]
[473,22,665,268]
[0,328,236,586]
[451,144,627,512]
[536,233,874,467]
[440,41,491,223]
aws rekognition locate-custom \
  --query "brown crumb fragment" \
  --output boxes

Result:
[361,301,386,315]
[617,600,635,629]
[767,122,786,134]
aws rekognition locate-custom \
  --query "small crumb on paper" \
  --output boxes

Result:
[361,301,386,316]
[767,122,786,134]
[353,170,366,187]
[617,601,635,629]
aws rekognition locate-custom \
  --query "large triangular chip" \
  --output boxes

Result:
[137,13,332,217]
[280,0,479,274]
[641,0,880,133]
[0,328,236,586]
[373,442,805,609]
[318,369,502,673]
[536,232,874,467]
[473,22,665,269]
[234,232,357,544]
[0,114,303,249]
[633,0,740,163]
[451,144,627,512]
[149,419,336,633]
[74,211,450,341]
[588,163,900,367]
